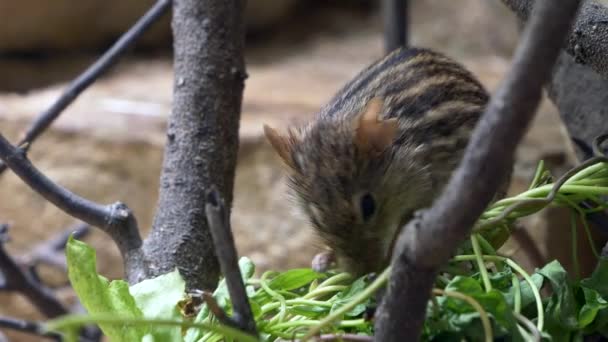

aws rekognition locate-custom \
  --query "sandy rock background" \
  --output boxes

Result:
[1,0,604,340]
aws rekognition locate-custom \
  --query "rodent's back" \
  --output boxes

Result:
[319,48,488,149]
[317,47,490,193]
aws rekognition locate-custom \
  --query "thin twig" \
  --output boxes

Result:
[374,0,582,340]
[0,0,171,176]
[18,222,91,272]
[198,291,234,327]
[0,226,68,318]
[382,0,408,53]
[0,225,102,340]
[205,187,258,336]
[0,134,145,282]
[0,316,62,341]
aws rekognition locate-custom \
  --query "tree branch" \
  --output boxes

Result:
[0,0,171,176]
[382,0,408,53]
[205,188,257,336]
[18,222,91,273]
[547,52,608,161]
[143,0,247,290]
[0,134,146,282]
[374,0,582,340]
[501,0,608,78]
[502,0,608,232]
[0,225,68,318]
[0,316,62,341]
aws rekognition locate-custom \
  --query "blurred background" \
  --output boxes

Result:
[0,0,602,339]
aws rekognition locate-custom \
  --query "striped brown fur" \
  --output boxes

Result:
[264,47,503,276]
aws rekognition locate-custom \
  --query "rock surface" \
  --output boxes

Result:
[0,0,299,52]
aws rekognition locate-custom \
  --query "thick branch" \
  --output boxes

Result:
[205,188,257,336]
[503,1,608,232]
[502,0,608,78]
[143,0,247,289]
[374,0,581,340]
[0,134,146,282]
[0,0,171,176]
[547,52,608,161]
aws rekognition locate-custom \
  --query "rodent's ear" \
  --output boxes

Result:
[263,124,298,169]
[353,97,399,156]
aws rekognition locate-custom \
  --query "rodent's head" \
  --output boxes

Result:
[264,98,431,276]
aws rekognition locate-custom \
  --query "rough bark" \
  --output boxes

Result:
[374,0,581,339]
[501,0,608,162]
[502,0,608,79]
[143,0,247,290]
[547,52,608,160]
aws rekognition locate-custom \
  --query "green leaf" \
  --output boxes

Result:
[504,273,543,311]
[488,268,514,291]
[581,257,608,298]
[330,276,370,317]
[583,307,608,336]
[65,236,145,341]
[267,269,324,291]
[578,287,608,329]
[290,305,329,318]
[579,259,608,335]
[238,257,256,280]
[538,260,579,340]
[130,269,186,341]
[441,276,522,340]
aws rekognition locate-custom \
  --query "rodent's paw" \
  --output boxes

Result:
[311,250,336,273]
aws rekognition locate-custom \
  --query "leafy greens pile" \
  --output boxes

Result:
[46,159,608,341]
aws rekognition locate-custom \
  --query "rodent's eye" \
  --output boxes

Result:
[359,193,376,222]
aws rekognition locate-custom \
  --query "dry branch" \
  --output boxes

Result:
[548,52,608,161]
[0,316,62,341]
[18,222,91,273]
[502,0,608,78]
[143,0,247,290]
[382,0,408,52]
[0,224,68,318]
[374,0,582,340]
[500,0,608,163]
[0,0,171,176]
[0,135,146,283]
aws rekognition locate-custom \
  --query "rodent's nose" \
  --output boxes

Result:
[339,248,387,277]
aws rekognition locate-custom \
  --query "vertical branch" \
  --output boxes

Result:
[382,0,408,53]
[143,0,247,290]
[374,0,582,340]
